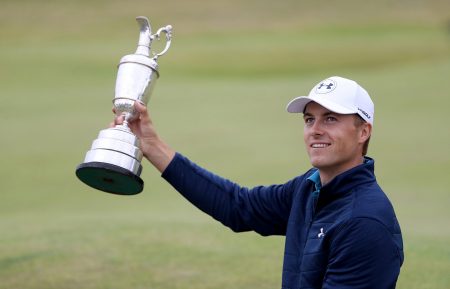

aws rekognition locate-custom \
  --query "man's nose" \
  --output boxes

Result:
[310,120,324,135]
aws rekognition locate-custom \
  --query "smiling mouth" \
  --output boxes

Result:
[311,143,330,148]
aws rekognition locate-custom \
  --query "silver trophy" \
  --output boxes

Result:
[76,16,173,195]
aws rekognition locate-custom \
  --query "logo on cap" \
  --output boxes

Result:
[315,79,337,94]
[358,108,371,119]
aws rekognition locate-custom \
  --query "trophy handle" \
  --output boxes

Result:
[151,25,173,59]
[134,16,172,60]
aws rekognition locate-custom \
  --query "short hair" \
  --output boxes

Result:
[354,115,371,156]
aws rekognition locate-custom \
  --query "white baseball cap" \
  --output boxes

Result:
[286,76,374,125]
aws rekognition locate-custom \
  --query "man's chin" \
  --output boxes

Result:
[309,156,327,169]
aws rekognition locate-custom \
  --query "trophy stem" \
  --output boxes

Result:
[115,121,133,134]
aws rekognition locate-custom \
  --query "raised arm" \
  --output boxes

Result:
[162,153,295,235]
[114,101,296,235]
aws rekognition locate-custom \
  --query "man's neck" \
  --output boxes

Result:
[319,156,365,186]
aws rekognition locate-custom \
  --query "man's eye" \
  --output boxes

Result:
[326,116,337,122]
[304,118,314,124]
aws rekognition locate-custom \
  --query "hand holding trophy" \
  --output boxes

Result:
[76,16,173,195]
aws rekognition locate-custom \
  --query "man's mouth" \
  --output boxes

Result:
[311,143,330,148]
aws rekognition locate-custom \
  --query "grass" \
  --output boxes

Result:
[1,0,450,288]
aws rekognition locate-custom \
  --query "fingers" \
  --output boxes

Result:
[109,101,149,129]
[134,101,147,113]
[112,114,125,126]
[110,107,119,127]
[134,101,152,123]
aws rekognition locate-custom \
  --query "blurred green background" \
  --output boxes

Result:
[1,0,449,288]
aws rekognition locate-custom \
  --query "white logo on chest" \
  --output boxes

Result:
[318,227,325,238]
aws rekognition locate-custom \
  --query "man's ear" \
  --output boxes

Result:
[359,123,372,143]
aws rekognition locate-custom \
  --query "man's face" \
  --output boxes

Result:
[303,102,370,176]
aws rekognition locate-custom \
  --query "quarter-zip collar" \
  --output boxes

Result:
[307,169,321,192]
[307,157,376,209]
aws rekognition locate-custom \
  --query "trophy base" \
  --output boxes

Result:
[76,162,143,195]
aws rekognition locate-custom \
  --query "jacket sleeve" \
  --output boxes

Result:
[322,218,403,289]
[161,153,297,236]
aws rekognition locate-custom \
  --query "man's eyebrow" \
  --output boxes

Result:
[303,111,335,118]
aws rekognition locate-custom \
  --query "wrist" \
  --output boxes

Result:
[142,137,175,173]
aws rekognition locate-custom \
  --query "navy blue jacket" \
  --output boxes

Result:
[162,153,404,289]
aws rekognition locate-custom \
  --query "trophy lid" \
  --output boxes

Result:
[119,54,159,76]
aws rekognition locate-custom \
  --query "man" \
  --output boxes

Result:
[114,76,404,288]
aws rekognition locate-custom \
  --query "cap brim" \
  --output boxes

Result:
[286,96,356,115]
[286,96,312,113]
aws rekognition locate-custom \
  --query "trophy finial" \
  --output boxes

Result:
[135,16,152,56]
